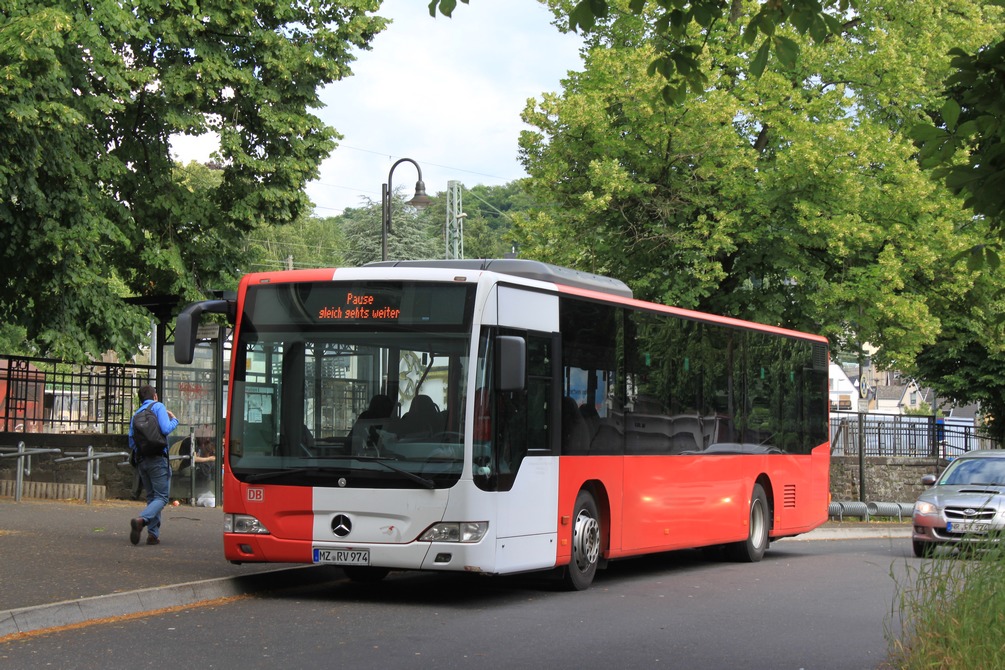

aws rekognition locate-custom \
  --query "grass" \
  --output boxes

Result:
[887,542,1005,669]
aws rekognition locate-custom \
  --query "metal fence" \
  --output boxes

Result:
[830,411,998,458]
[0,355,156,435]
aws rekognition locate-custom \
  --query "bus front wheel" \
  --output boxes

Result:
[726,483,770,562]
[563,490,601,591]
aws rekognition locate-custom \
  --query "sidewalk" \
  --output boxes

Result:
[0,498,912,639]
[785,520,913,541]
[0,498,341,639]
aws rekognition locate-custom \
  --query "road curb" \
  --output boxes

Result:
[789,525,912,541]
[0,565,338,639]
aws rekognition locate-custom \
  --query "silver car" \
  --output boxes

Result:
[912,450,1005,557]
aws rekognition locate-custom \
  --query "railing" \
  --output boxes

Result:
[827,501,914,521]
[0,442,63,501]
[0,345,225,505]
[55,447,131,504]
[830,412,998,458]
[0,355,155,435]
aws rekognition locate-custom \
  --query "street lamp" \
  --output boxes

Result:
[381,158,432,261]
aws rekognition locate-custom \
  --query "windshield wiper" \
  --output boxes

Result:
[244,467,343,483]
[351,455,435,489]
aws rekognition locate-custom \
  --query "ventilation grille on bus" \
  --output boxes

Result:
[812,343,829,371]
[783,484,798,509]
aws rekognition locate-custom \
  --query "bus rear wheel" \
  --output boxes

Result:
[726,483,770,562]
[563,490,601,591]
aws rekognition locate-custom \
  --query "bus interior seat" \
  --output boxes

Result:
[668,432,699,453]
[579,404,601,443]
[562,397,591,454]
[396,394,444,438]
[669,415,704,453]
[351,418,388,453]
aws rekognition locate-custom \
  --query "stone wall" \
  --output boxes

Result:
[830,455,945,503]
[0,479,108,501]
[0,452,138,500]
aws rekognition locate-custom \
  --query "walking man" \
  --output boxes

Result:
[129,385,179,545]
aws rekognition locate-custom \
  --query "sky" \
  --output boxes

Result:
[171,0,584,217]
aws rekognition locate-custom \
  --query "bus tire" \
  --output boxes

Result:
[343,566,390,583]
[563,490,601,591]
[727,483,770,563]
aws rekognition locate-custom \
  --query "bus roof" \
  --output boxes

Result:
[365,259,634,299]
[364,259,825,344]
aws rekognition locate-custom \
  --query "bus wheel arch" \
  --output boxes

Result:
[726,479,773,563]
[583,480,611,559]
[756,474,775,527]
[562,484,607,591]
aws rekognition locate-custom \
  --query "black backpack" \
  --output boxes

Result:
[133,407,167,458]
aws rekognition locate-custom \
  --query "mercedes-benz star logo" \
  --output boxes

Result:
[331,514,352,538]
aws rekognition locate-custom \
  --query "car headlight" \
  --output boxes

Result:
[914,501,939,516]
[225,514,271,534]
[419,522,488,543]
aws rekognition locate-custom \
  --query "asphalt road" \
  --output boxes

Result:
[0,536,918,670]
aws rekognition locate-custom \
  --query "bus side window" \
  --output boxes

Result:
[493,333,551,486]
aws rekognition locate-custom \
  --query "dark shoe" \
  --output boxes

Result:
[130,517,145,545]
[146,535,160,545]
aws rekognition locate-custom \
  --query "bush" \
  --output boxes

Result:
[888,544,1005,668]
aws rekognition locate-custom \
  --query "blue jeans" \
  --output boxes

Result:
[137,456,172,538]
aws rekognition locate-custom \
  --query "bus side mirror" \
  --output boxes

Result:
[174,299,233,365]
[495,335,526,392]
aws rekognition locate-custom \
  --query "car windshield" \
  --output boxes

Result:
[940,457,1005,487]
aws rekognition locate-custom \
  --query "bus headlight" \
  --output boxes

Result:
[225,514,271,535]
[419,522,488,543]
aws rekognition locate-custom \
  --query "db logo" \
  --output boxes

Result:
[247,487,264,502]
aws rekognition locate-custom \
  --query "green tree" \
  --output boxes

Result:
[434,1,1005,254]
[431,0,854,104]
[0,1,386,360]
[459,182,530,259]
[339,194,442,266]
[245,215,348,273]
[912,35,1005,249]
[913,260,1005,443]
[514,0,998,370]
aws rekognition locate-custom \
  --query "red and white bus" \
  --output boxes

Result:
[176,259,830,589]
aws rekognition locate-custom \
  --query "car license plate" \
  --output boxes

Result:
[313,548,369,565]
[947,521,991,535]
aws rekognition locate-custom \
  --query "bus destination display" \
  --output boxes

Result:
[246,281,474,327]
[317,292,400,321]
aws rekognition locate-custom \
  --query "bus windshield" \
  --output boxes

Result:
[227,280,476,489]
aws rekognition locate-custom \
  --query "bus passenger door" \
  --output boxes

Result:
[491,288,560,572]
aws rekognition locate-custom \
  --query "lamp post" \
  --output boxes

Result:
[381,158,432,261]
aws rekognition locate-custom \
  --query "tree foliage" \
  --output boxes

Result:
[432,1,1005,255]
[912,33,1005,250]
[514,0,999,373]
[338,193,442,267]
[245,214,348,274]
[913,262,1005,443]
[431,0,855,103]
[456,182,529,259]
[0,1,386,360]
